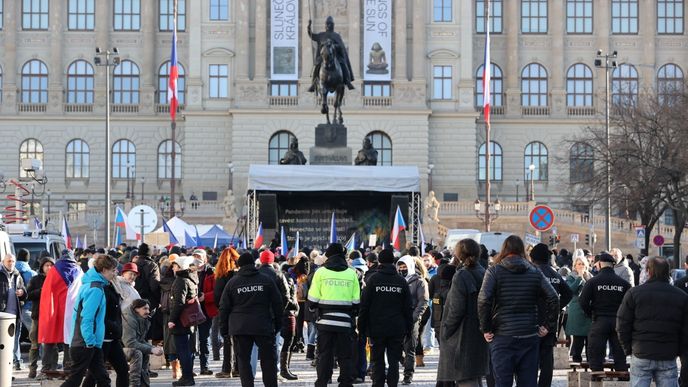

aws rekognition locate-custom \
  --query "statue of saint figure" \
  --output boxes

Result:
[424,191,441,222]
[307,16,355,93]
[366,42,389,74]
[354,138,378,166]
[280,138,307,165]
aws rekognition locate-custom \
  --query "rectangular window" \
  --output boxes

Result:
[658,0,684,34]
[612,0,638,34]
[567,0,593,33]
[67,201,87,221]
[68,0,95,30]
[210,0,229,21]
[0,0,4,30]
[160,0,186,31]
[433,66,452,100]
[270,81,297,97]
[521,0,548,33]
[114,0,141,31]
[476,0,503,33]
[22,0,49,30]
[363,82,391,97]
[209,64,228,98]
[443,193,459,202]
[433,0,452,22]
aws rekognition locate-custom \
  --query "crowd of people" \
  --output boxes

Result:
[1,234,688,387]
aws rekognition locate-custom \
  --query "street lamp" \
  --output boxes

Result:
[140,176,145,203]
[474,198,501,228]
[46,189,51,224]
[178,194,186,217]
[595,49,618,251]
[528,164,535,202]
[227,162,234,190]
[516,178,520,202]
[428,163,435,192]
[95,47,121,246]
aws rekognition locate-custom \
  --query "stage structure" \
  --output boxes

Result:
[246,165,421,249]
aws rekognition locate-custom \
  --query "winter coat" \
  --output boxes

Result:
[122,304,153,355]
[358,264,413,338]
[396,255,429,323]
[15,261,35,311]
[438,265,489,382]
[134,255,161,307]
[478,256,559,336]
[283,275,299,317]
[213,271,235,307]
[71,267,109,348]
[258,264,289,312]
[168,269,199,336]
[616,279,688,360]
[26,273,46,319]
[218,265,283,337]
[579,266,630,319]
[113,276,141,311]
[198,266,219,318]
[614,259,635,287]
[0,265,27,315]
[676,275,688,295]
[102,282,123,341]
[565,273,592,336]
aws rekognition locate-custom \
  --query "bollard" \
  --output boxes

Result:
[568,370,580,387]
[0,312,16,387]
[554,345,570,368]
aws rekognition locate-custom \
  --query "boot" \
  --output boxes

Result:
[306,344,315,361]
[279,352,298,380]
[171,360,181,380]
[415,354,425,367]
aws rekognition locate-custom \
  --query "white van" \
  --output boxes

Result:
[443,231,513,254]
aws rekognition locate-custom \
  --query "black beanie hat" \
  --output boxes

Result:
[138,243,150,257]
[237,252,255,267]
[378,248,394,264]
[325,243,344,257]
[530,243,551,264]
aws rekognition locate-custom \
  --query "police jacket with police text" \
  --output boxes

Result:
[478,256,559,336]
[307,253,361,332]
[578,266,630,319]
[536,263,573,335]
[219,265,283,337]
[358,264,413,338]
[616,279,688,360]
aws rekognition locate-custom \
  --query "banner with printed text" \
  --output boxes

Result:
[270,0,299,80]
[364,0,392,81]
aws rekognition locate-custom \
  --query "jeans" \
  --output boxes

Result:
[173,333,195,381]
[234,335,278,387]
[41,343,60,372]
[29,319,40,372]
[489,335,540,387]
[210,316,222,358]
[630,356,679,387]
[370,335,403,387]
[307,322,318,346]
[680,354,688,387]
[197,318,212,370]
[13,317,22,365]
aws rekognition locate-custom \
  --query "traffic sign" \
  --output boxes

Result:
[524,232,541,246]
[653,235,665,247]
[128,205,158,234]
[529,205,556,232]
[570,234,579,243]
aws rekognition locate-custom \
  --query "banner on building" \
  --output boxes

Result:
[270,0,299,80]
[363,0,392,81]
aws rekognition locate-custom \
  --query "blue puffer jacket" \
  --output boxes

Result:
[71,267,109,348]
[15,261,36,311]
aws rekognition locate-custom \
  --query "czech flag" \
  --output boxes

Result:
[253,222,264,249]
[38,257,81,344]
[168,3,179,121]
[419,224,426,255]
[280,226,288,256]
[344,233,356,254]
[185,230,197,247]
[391,205,407,251]
[114,226,122,246]
[162,217,179,244]
[292,231,300,258]
[61,216,72,250]
[33,217,43,231]
[329,212,337,244]
[482,0,491,126]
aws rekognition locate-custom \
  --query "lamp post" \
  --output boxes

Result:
[46,189,51,224]
[595,49,618,251]
[516,179,520,202]
[95,47,121,246]
[227,162,234,190]
[29,183,35,216]
[528,164,535,202]
[125,163,131,199]
[140,176,145,203]
[428,164,435,193]
[474,198,501,230]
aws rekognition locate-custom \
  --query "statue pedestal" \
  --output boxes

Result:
[310,123,352,165]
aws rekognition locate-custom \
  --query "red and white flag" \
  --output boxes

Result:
[482,0,491,125]
[168,2,179,121]
[61,216,72,250]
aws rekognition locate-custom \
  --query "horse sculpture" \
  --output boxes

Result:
[317,39,346,125]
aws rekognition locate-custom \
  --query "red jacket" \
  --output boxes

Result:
[202,271,218,318]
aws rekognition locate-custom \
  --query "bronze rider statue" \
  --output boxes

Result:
[307,16,355,93]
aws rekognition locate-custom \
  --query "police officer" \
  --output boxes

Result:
[219,252,283,387]
[308,243,361,387]
[530,244,573,387]
[359,248,413,387]
[578,252,631,372]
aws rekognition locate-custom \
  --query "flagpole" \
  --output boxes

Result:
[484,0,492,232]
[169,0,178,219]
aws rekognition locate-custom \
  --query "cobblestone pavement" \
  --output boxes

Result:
[11,348,569,386]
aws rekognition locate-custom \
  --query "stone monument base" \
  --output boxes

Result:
[309,146,352,165]
[310,123,351,165]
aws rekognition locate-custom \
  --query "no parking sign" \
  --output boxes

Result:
[529,205,556,232]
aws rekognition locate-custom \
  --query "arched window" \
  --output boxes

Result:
[158,140,182,179]
[612,64,638,105]
[570,142,594,183]
[657,63,684,104]
[475,63,504,108]
[158,61,186,105]
[67,60,95,104]
[112,139,136,179]
[21,60,48,103]
[113,60,140,104]
[19,139,44,178]
[521,63,548,106]
[365,131,393,166]
[268,131,296,165]
[566,63,593,107]
[66,139,90,178]
[478,141,503,181]
[524,142,548,181]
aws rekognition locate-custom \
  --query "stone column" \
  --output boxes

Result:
[411,0,426,80]
[254,0,268,80]
[48,0,65,114]
[186,0,203,110]
[550,0,565,116]
[2,0,18,112]
[393,0,407,81]
[139,0,156,113]
[504,0,520,115]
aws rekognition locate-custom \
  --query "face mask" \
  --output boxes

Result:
[398,269,408,278]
